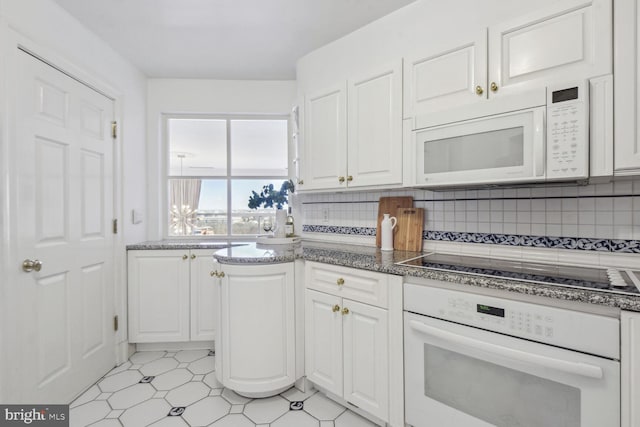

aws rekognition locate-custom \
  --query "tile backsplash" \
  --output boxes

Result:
[297,178,640,252]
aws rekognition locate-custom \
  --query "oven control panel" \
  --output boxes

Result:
[404,282,619,359]
[546,81,589,180]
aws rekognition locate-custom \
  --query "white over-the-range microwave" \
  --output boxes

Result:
[405,75,613,188]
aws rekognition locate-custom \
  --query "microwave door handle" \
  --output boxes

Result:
[409,320,603,379]
[534,109,545,177]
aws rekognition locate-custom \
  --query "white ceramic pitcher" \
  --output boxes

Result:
[380,213,397,251]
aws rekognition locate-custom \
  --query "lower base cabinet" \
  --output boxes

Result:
[305,289,389,421]
[127,249,217,343]
[215,262,296,397]
[623,311,640,427]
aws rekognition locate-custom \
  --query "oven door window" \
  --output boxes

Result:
[423,343,580,427]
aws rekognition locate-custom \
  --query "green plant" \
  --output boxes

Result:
[247,179,295,210]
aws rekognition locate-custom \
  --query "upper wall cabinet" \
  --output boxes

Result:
[404,0,612,119]
[614,0,640,174]
[299,60,402,191]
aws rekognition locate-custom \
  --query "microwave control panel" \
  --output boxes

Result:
[546,81,589,180]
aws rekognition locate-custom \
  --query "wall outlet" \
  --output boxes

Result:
[322,207,330,224]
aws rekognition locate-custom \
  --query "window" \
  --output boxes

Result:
[166,115,289,237]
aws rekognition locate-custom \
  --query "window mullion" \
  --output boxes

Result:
[226,118,232,236]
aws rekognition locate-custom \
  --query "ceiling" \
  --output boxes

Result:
[52,0,416,80]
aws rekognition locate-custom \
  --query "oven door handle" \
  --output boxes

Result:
[409,320,603,379]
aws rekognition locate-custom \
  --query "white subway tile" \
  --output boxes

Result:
[531,224,546,236]
[531,199,546,211]
[615,180,633,194]
[614,210,633,226]
[561,224,578,237]
[578,224,596,238]
[504,211,517,222]
[504,200,517,211]
[578,211,596,225]
[596,211,614,225]
[614,197,633,211]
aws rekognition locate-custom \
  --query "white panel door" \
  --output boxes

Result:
[305,289,343,397]
[7,50,115,403]
[190,249,217,341]
[220,263,295,395]
[342,299,389,421]
[128,250,190,343]
[488,0,612,98]
[347,60,403,188]
[404,30,487,117]
[614,0,640,173]
[301,84,347,190]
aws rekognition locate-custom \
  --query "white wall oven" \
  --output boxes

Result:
[408,78,611,187]
[404,281,620,427]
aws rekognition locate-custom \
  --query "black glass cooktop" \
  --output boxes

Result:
[397,253,640,295]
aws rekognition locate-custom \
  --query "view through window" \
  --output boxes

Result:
[167,116,288,236]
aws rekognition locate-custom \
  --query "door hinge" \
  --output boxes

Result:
[111,121,117,139]
[112,218,118,234]
[113,315,119,332]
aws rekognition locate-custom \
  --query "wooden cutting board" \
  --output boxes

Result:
[394,208,424,252]
[376,196,413,247]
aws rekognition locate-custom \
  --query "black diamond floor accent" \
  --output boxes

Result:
[168,407,186,416]
[289,401,304,411]
[139,376,155,383]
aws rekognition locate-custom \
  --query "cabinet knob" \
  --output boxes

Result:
[190,254,196,260]
[297,179,304,185]
[332,304,340,313]
[210,270,217,277]
[218,271,225,278]
[346,175,353,182]
[336,278,345,286]
[338,176,345,183]
[341,307,350,315]
[182,254,188,260]
[490,82,499,92]
[475,85,484,96]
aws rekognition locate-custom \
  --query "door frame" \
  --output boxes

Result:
[0,22,127,403]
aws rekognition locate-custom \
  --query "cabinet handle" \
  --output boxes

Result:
[490,82,499,92]
[342,307,350,315]
[475,85,484,96]
[338,176,345,183]
[182,254,188,260]
[190,254,196,260]
[332,304,340,313]
[336,278,345,286]
[346,175,353,182]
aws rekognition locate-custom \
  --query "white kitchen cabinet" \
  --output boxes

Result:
[304,261,400,424]
[622,311,640,427]
[128,249,217,343]
[216,262,295,397]
[301,84,347,190]
[299,60,402,191]
[404,0,612,119]
[403,30,487,118]
[614,0,640,174]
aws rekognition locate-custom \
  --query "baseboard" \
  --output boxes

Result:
[135,341,215,352]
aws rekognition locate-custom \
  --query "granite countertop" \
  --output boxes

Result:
[127,239,640,312]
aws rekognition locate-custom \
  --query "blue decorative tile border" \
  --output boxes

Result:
[302,224,377,236]
[302,224,640,253]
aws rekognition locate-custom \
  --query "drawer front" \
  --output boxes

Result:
[305,261,388,308]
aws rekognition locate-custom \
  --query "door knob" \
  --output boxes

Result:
[182,254,188,260]
[22,259,43,272]
[332,304,340,313]
[490,82,499,92]
[475,85,484,95]
[338,176,345,183]
[190,254,196,260]
[341,307,350,315]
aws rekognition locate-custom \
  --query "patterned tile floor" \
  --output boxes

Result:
[70,350,376,427]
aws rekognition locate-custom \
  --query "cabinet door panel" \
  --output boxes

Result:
[489,0,611,98]
[614,0,640,173]
[301,85,347,190]
[128,250,190,343]
[190,250,217,341]
[305,289,343,396]
[343,299,388,421]
[347,60,402,187]
[220,263,295,394]
[404,31,487,117]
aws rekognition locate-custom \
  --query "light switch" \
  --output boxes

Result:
[131,209,143,224]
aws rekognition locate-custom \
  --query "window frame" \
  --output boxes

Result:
[162,113,290,239]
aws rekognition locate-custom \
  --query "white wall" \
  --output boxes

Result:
[146,78,297,239]
[296,0,560,93]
